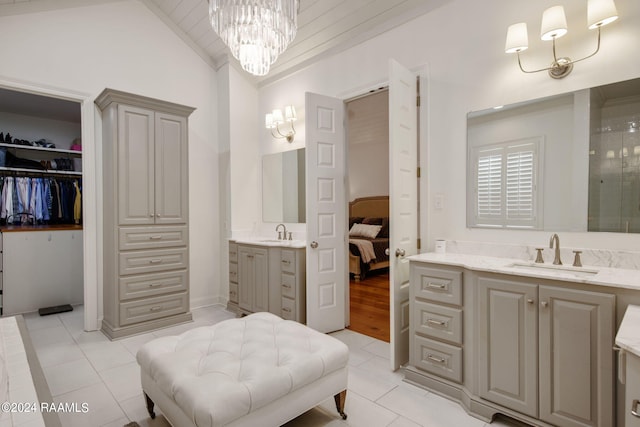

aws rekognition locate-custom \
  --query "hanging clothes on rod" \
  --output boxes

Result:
[0,172,81,226]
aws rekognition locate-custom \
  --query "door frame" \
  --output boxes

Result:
[0,76,99,331]
[338,63,428,364]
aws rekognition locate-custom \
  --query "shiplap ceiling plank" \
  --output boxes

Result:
[0,0,448,83]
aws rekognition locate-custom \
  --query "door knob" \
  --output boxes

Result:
[385,248,390,256]
[395,248,406,257]
[310,241,318,249]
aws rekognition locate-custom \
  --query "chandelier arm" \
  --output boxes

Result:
[270,128,285,139]
[567,27,602,66]
[552,38,559,63]
[275,123,289,138]
[516,52,557,74]
[290,120,296,135]
[516,27,603,74]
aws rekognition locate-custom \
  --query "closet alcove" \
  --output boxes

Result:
[0,87,83,316]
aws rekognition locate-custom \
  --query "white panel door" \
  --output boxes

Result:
[306,92,346,333]
[389,59,418,370]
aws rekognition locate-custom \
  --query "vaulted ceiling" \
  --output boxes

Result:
[0,0,448,85]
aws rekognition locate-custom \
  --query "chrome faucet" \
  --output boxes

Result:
[549,233,562,265]
[275,223,287,240]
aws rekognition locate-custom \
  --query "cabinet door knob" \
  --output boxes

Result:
[541,301,548,308]
[527,298,534,304]
[310,241,318,249]
[632,399,640,418]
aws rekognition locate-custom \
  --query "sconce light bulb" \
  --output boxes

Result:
[285,105,297,122]
[505,23,529,53]
[588,0,618,29]
[541,6,568,41]
[272,109,284,124]
[265,113,274,129]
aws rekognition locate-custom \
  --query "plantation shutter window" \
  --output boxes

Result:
[470,137,543,229]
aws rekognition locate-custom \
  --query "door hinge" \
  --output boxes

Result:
[417,167,421,178]
[417,238,421,250]
[417,95,421,107]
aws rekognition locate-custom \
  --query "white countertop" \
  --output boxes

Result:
[616,305,640,357]
[408,252,640,291]
[231,238,306,248]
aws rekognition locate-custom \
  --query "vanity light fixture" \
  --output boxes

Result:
[265,105,296,143]
[505,0,619,79]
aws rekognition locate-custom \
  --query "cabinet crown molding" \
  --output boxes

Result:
[95,88,195,116]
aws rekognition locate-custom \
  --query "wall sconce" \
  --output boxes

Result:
[265,105,296,143]
[505,0,618,79]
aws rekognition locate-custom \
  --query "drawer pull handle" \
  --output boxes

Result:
[426,282,446,290]
[282,284,292,289]
[283,308,292,313]
[427,353,446,364]
[148,283,162,288]
[149,306,163,312]
[149,259,163,264]
[149,235,163,240]
[427,318,447,326]
[281,260,291,264]
[247,255,254,259]
[633,400,640,418]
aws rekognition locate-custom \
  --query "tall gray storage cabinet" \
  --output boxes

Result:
[96,89,194,339]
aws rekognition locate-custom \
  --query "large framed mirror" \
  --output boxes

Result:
[467,77,640,233]
[262,148,306,223]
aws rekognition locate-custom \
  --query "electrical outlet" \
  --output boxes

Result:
[435,194,444,210]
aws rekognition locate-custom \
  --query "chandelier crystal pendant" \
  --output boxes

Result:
[208,0,299,76]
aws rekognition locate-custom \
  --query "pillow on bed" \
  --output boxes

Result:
[349,216,365,228]
[363,217,389,237]
[349,223,382,239]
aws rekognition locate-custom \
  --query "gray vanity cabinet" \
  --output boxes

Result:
[228,242,306,323]
[238,245,269,313]
[478,277,538,417]
[478,275,615,427]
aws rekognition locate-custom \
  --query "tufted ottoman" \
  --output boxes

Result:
[136,312,349,427]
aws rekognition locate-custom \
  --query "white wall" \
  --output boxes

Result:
[0,1,220,319]
[257,0,640,252]
[347,90,389,200]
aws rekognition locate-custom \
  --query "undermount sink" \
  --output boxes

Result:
[258,239,282,242]
[507,262,599,277]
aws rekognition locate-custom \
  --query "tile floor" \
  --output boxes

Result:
[22,305,520,427]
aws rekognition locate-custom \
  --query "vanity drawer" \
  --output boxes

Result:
[119,248,188,276]
[119,226,187,251]
[413,335,462,383]
[119,292,188,326]
[281,249,296,274]
[281,273,296,299]
[229,262,238,283]
[119,270,187,301]
[229,282,238,303]
[414,300,463,345]
[229,242,238,263]
[281,297,295,320]
[412,265,462,306]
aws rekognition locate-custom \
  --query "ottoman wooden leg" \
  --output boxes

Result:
[144,392,156,419]
[334,390,347,420]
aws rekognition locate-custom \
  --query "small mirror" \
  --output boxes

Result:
[262,148,306,223]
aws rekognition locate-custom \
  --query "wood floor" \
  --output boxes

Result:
[348,270,390,342]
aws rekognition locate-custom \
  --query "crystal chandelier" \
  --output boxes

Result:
[208,0,299,76]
